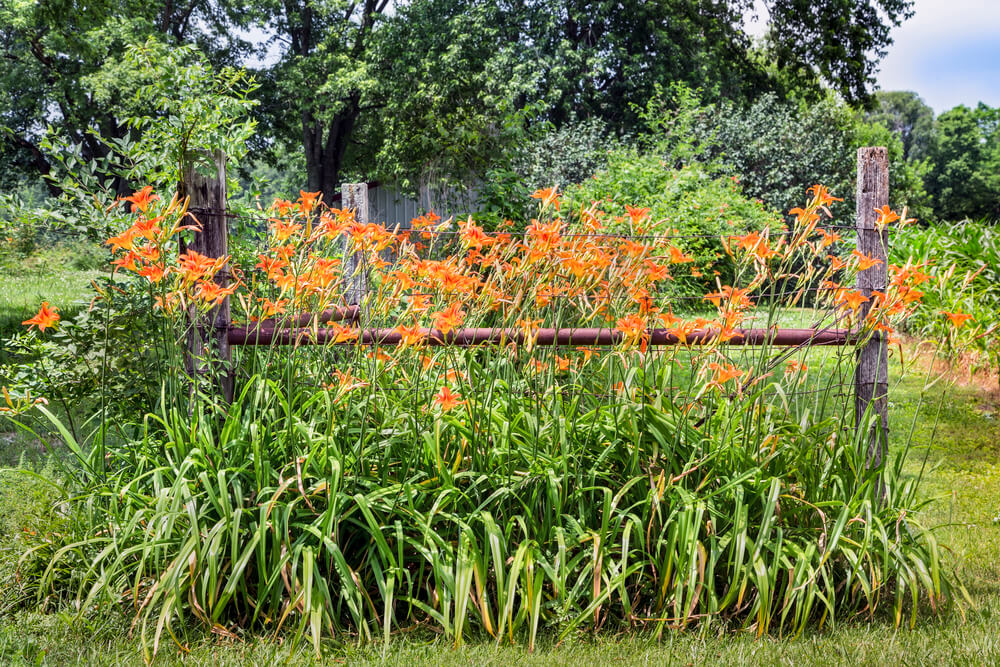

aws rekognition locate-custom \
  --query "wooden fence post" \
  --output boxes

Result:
[854,147,889,469]
[182,150,233,403]
[342,183,369,309]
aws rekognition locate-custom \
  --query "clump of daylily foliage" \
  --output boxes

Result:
[5,183,971,658]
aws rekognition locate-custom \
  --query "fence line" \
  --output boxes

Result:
[227,325,857,347]
[181,147,891,470]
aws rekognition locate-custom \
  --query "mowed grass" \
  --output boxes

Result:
[0,266,105,358]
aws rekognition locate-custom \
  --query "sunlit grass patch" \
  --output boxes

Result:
[0,269,104,343]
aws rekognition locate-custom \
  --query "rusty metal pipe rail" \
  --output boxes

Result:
[251,305,360,329]
[228,325,857,347]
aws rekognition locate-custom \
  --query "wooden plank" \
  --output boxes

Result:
[854,146,890,470]
[342,183,369,310]
[182,150,233,403]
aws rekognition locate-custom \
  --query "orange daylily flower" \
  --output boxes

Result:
[327,323,358,344]
[431,303,465,334]
[196,281,236,304]
[898,286,924,305]
[256,255,288,279]
[434,386,465,411]
[270,219,303,241]
[558,252,588,279]
[153,292,180,313]
[785,359,808,378]
[817,228,841,248]
[625,205,651,225]
[528,359,548,375]
[851,250,883,271]
[458,217,493,249]
[838,290,869,312]
[643,260,671,282]
[121,186,159,214]
[396,323,424,346]
[806,184,842,208]
[615,314,647,348]
[22,302,59,332]
[106,230,135,253]
[138,264,165,283]
[259,298,288,318]
[408,211,442,230]
[941,310,973,329]
[525,218,563,257]
[323,369,368,397]
[730,231,778,261]
[621,239,649,259]
[134,243,160,264]
[409,294,433,312]
[111,252,139,272]
[703,286,752,310]
[530,186,561,210]
[298,190,322,214]
[874,205,900,228]
[708,362,744,386]
[667,246,694,264]
[789,206,821,226]
[178,250,219,282]
[131,217,163,241]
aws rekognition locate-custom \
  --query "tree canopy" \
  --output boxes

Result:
[2,0,919,201]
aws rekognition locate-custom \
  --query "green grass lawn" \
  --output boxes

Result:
[0,266,105,362]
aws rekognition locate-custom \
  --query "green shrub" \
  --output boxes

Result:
[565,156,782,295]
[478,118,622,228]
[20,364,948,655]
[1,274,165,428]
[640,88,932,223]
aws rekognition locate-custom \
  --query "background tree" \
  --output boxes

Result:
[758,0,914,105]
[926,105,991,221]
[643,89,931,221]
[505,0,915,134]
[255,0,390,203]
[369,0,538,202]
[867,91,935,161]
[973,103,1000,218]
[0,0,251,196]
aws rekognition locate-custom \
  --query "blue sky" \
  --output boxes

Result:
[745,0,1000,114]
[876,0,1000,113]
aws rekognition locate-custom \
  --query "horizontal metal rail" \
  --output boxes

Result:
[250,305,360,329]
[228,325,857,347]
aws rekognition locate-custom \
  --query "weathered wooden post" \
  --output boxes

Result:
[341,183,369,310]
[181,150,233,403]
[854,147,889,469]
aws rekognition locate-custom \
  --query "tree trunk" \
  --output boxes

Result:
[302,101,359,204]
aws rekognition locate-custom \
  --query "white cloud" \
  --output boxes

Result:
[743,0,1000,112]
[877,0,1000,112]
